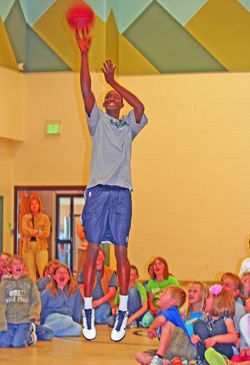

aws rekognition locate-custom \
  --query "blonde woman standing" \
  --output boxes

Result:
[22,195,50,281]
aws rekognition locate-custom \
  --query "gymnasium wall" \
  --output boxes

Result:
[1,66,250,280]
[0,66,25,249]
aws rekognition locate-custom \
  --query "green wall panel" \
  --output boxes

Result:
[26,25,70,72]
[5,0,26,64]
[123,2,226,73]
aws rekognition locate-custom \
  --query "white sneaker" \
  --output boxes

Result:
[82,308,96,340]
[149,355,163,365]
[27,322,37,346]
[111,310,128,342]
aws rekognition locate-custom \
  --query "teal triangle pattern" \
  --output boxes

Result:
[123,1,226,73]
[84,0,108,21]
[85,0,153,32]
[0,0,15,22]
[117,0,153,33]
[156,0,208,26]
[25,25,70,72]
[19,0,56,26]
[5,0,26,64]
[238,0,250,11]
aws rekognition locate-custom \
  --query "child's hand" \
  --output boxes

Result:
[92,299,101,309]
[111,306,118,316]
[147,328,157,339]
[240,348,250,357]
[190,334,201,344]
[204,337,217,348]
[235,337,240,350]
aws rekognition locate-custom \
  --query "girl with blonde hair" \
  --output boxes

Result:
[40,264,83,337]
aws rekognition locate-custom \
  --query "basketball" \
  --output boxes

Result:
[66,2,95,30]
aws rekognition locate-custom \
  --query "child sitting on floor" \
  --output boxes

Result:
[241,272,250,302]
[0,255,41,347]
[142,257,179,328]
[182,281,207,336]
[136,286,196,365]
[41,264,83,337]
[238,296,250,358]
[193,284,238,364]
[107,265,148,328]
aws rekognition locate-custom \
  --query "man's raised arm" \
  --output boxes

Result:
[102,59,145,123]
[75,29,95,116]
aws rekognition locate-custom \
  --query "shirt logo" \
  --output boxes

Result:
[109,117,129,129]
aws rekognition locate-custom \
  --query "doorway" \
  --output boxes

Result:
[14,186,85,272]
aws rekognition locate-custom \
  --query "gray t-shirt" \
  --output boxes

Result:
[86,103,148,190]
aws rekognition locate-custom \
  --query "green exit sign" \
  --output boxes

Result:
[45,121,61,136]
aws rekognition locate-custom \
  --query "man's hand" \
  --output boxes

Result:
[74,28,92,54]
[101,59,116,85]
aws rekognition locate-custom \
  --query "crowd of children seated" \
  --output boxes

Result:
[0,251,249,365]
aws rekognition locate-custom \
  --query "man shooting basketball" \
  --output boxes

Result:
[75,29,148,342]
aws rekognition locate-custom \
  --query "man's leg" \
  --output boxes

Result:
[111,245,130,342]
[82,243,99,340]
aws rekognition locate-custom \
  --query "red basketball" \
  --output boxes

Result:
[66,3,95,30]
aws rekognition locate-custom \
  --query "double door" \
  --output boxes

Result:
[56,194,85,272]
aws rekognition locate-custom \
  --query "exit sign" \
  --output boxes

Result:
[45,121,61,136]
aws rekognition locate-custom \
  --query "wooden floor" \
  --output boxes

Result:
[1,326,158,365]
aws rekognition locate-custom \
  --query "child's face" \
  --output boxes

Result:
[96,250,105,269]
[129,268,138,286]
[221,277,238,297]
[11,259,25,278]
[153,259,165,277]
[54,267,70,289]
[0,255,10,274]
[242,275,250,294]
[157,289,175,309]
[244,297,250,312]
[204,293,214,313]
[188,284,202,305]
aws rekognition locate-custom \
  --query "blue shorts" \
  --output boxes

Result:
[81,185,132,247]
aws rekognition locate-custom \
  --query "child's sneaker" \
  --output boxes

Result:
[27,322,37,346]
[111,310,128,342]
[82,308,96,340]
[149,355,163,365]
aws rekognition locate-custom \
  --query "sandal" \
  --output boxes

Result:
[205,348,230,365]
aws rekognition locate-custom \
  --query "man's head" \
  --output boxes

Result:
[103,90,124,117]
[157,286,186,310]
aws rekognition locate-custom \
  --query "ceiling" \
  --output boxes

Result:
[0,0,250,74]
